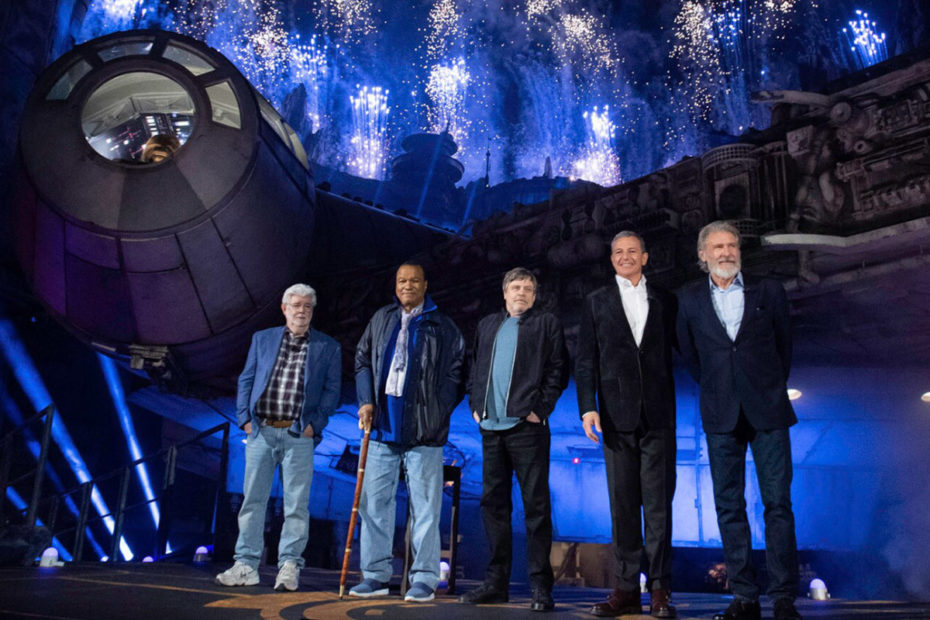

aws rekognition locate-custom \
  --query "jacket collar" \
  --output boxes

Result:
[496,304,537,323]
[391,293,438,317]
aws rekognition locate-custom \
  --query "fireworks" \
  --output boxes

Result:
[426,58,470,140]
[312,0,376,44]
[668,0,805,142]
[290,34,331,132]
[348,85,390,180]
[571,106,621,187]
[424,0,462,66]
[551,9,617,78]
[842,9,888,69]
[526,0,561,20]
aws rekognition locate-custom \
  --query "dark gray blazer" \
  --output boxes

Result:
[676,275,796,433]
[575,282,677,433]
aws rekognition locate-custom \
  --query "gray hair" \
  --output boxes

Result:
[282,283,318,306]
[502,267,537,292]
[611,230,646,252]
[696,221,741,272]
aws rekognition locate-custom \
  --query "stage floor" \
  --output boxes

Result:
[0,563,927,619]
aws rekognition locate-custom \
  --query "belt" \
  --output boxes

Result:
[261,419,293,428]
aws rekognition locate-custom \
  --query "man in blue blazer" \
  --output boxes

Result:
[677,222,801,620]
[216,283,341,592]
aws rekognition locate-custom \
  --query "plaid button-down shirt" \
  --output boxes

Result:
[255,329,309,422]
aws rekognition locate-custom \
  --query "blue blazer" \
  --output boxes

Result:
[676,275,796,433]
[237,326,342,443]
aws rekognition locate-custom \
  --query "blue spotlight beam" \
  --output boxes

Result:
[0,320,133,560]
[97,354,160,529]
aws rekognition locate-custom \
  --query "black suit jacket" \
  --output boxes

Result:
[575,281,677,433]
[676,275,796,433]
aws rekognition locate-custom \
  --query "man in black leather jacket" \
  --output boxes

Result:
[349,262,464,603]
[459,267,568,613]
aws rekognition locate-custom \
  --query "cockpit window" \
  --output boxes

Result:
[82,71,194,162]
[47,60,93,100]
[205,81,242,129]
[97,40,154,62]
[163,44,215,76]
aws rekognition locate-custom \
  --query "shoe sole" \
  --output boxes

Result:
[590,606,642,617]
[274,582,297,592]
[348,589,389,598]
[404,594,435,602]
[215,577,260,587]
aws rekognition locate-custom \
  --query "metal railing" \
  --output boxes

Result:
[1,409,230,563]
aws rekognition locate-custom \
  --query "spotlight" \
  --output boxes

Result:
[193,545,211,563]
[39,547,63,567]
[640,572,647,593]
[439,560,450,588]
[921,392,930,403]
[787,388,802,401]
[142,556,154,563]
[572,457,580,465]
[808,578,829,600]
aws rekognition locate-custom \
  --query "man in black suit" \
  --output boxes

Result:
[576,231,678,618]
[676,221,801,620]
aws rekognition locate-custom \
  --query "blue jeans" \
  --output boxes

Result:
[234,425,315,569]
[358,440,443,588]
[706,420,799,601]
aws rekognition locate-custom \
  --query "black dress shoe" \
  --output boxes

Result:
[531,588,555,612]
[773,598,802,620]
[590,588,641,617]
[650,588,676,618]
[459,583,508,604]
[713,599,761,620]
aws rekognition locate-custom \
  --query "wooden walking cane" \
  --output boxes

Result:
[339,427,371,599]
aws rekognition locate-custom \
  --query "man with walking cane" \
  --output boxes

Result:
[348,262,465,602]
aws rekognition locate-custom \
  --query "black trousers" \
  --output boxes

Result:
[705,415,799,601]
[480,421,554,592]
[602,423,676,590]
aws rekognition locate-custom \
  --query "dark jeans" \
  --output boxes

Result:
[603,425,676,590]
[705,416,799,602]
[480,420,554,592]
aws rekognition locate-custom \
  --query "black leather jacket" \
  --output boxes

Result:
[467,307,569,422]
[355,295,465,446]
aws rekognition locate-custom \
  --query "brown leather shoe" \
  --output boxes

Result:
[590,588,641,617]
[650,589,676,618]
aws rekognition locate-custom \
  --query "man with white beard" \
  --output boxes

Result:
[676,221,802,620]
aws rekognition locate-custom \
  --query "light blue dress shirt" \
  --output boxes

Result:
[709,272,745,341]
[480,316,522,431]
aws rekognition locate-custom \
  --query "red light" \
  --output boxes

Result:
[572,457,580,465]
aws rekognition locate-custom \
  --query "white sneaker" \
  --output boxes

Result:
[215,561,260,586]
[274,560,299,592]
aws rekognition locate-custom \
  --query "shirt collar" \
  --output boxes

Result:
[284,327,309,341]
[708,271,744,293]
[616,273,647,291]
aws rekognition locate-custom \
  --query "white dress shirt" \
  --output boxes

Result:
[616,274,649,346]
[384,302,423,397]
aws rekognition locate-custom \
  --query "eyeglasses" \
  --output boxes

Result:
[288,303,313,311]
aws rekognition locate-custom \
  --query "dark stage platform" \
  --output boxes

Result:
[0,564,928,619]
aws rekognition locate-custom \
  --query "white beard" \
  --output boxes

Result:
[709,260,740,280]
